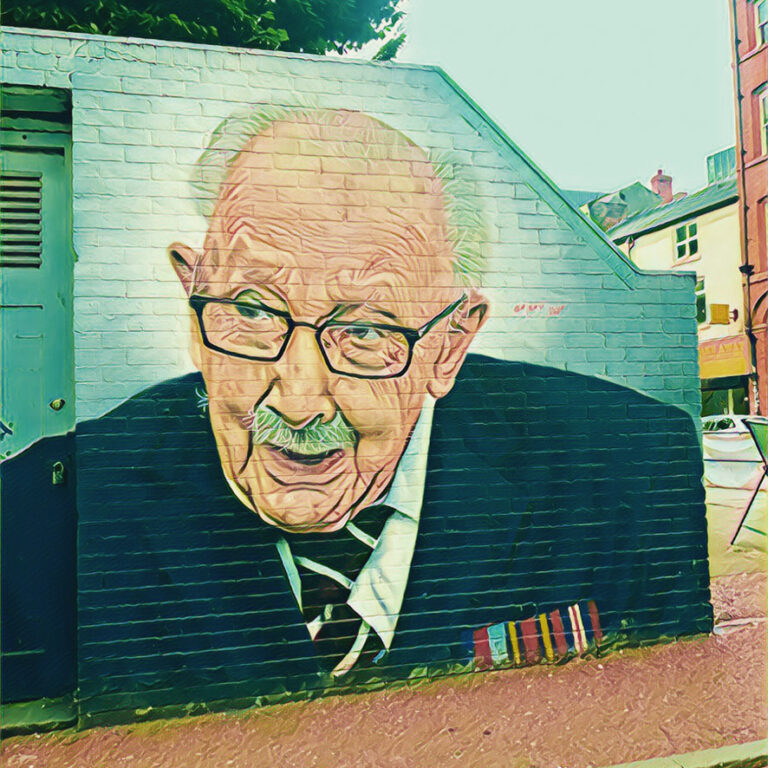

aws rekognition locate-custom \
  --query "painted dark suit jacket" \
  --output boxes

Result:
[1,355,712,721]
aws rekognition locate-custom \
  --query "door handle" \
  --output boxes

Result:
[49,399,66,411]
[52,461,66,485]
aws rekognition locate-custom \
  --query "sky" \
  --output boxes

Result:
[390,0,735,196]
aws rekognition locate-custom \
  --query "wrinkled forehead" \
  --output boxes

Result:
[200,111,456,287]
[225,109,440,183]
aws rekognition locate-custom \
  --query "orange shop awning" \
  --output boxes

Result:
[698,334,752,379]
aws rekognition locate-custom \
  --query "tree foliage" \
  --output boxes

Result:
[1,0,401,55]
[371,31,404,61]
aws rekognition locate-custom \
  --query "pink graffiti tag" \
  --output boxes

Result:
[511,303,567,317]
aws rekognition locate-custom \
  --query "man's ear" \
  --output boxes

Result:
[426,290,489,400]
[168,242,204,370]
[167,242,200,296]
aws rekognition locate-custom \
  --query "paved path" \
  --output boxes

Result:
[1,488,765,768]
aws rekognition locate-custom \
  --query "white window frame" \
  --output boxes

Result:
[756,0,768,46]
[674,220,699,261]
[759,89,768,156]
[695,277,707,325]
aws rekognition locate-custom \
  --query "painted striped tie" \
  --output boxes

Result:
[282,504,393,671]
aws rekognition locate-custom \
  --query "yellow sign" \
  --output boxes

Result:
[698,335,751,379]
[708,303,730,325]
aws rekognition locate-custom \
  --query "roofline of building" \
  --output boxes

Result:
[435,70,666,287]
[611,189,738,245]
[0,24,438,69]
[1,25,699,288]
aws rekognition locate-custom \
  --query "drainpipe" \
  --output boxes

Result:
[730,0,760,413]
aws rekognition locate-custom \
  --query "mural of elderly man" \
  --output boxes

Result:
[168,109,489,675]
[2,107,712,707]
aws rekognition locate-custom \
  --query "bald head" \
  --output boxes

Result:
[191,106,488,287]
[198,111,457,299]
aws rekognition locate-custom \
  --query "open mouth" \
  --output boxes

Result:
[258,442,350,484]
[275,447,343,466]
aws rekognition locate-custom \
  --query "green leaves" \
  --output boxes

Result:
[0,0,400,54]
[371,31,404,61]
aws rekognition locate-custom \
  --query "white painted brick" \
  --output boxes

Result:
[149,97,202,116]
[73,125,100,142]
[105,42,157,63]
[31,36,56,54]
[148,64,201,82]
[155,46,174,65]
[96,58,152,79]
[5,67,45,86]
[44,70,73,89]
[97,126,152,145]
[124,146,175,164]
[73,72,123,91]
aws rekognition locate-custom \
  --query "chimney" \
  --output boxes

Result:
[650,169,673,204]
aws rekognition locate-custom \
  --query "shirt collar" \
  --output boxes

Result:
[346,395,435,648]
[273,396,435,653]
[379,394,435,522]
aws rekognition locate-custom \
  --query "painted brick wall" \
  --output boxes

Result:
[0,28,703,420]
[0,27,711,726]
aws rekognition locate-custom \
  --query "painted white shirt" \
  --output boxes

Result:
[276,396,435,674]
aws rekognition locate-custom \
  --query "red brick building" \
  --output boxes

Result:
[729,0,768,414]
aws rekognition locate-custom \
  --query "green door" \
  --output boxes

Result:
[1,142,77,705]
[0,147,74,455]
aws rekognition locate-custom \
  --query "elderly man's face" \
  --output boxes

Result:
[170,113,486,531]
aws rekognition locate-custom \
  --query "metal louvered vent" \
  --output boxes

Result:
[0,172,43,267]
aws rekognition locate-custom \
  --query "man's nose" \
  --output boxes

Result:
[261,324,335,428]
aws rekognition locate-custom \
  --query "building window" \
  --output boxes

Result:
[706,146,736,184]
[756,0,768,45]
[675,221,698,260]
[760,89,768,156]
[701,377,750,416]
[695,278,706,324]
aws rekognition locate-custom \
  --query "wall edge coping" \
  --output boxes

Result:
[0,25,438,71]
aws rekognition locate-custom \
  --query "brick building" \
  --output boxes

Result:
[0,27,711,728]
[729,0,768,414]
[608,156,747,417]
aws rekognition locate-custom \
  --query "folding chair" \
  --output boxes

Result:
[730,416,768,545]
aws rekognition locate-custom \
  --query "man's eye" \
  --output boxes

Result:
[235,304,270,321]
[342,326,384,342]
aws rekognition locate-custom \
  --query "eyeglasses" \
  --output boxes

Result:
[188,293,467,380]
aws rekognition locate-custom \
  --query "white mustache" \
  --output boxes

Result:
[244,403,357,456]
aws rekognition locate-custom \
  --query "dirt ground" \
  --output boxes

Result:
[2,487,766,768]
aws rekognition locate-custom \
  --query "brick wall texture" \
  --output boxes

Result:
[0,28,712,726]
[731,0,768,414]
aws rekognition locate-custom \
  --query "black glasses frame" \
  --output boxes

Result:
[188,293,467,380]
